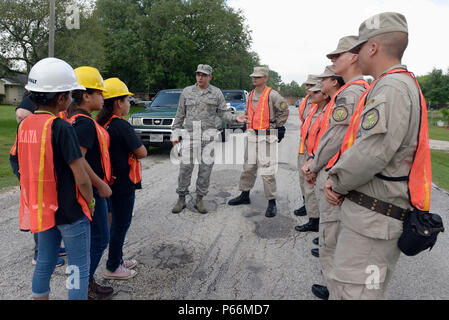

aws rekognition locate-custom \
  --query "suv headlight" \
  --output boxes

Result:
[129,117,143,125]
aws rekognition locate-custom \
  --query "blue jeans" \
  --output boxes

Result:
[32,216,91,300]
[89,189,110,282]
[106,191,135,272]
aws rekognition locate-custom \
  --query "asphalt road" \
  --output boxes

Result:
[0,105,448,300]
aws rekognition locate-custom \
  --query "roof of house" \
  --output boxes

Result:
[0,74,27,86]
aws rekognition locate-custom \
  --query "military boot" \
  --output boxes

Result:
[265,199,277,218]
[195,195,208,214]
[295,218,319,232]
[228,191,250,206]
[172,196,186,214]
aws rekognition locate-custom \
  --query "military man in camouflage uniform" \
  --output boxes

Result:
[228,66,289,218]
[171,64,247,214]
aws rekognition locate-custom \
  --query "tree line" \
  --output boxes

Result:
[0,0,301,97]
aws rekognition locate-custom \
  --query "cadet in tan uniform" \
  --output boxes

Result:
[296,66,342,234]
[302,36,368,300]
[171,64,246,214]
[324,12,429,299]
[295,74,319,217]
[228,66,289,217]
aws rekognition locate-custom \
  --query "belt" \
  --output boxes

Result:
[346,190,409,221]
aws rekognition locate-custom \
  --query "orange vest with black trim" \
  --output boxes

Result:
[103,115,142,185]
[311,79,369,155]
[298,103,319,154]
[69,113,112,185]
[326,68,432,211]
[247,87,272,130]
[16,113,91,233]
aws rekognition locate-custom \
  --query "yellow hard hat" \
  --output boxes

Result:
[103,77,134,99]
[74,66,106,91]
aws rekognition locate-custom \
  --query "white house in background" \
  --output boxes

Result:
[0,74,27,105]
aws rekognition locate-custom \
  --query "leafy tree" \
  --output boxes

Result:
[417,68,449,107]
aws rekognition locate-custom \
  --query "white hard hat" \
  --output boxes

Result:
[25,57,86,93]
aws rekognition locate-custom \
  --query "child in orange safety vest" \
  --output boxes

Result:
[96,78,147,280]
[12,57,94,300]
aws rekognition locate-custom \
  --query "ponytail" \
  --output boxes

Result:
[96,98,115,126]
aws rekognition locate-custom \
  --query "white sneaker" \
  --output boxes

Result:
[122,259,137,269]
[103,264,137,280]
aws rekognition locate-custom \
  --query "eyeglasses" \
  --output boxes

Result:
[196,73,210,78]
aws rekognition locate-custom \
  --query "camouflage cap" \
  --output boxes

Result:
[326,35,359,59]
[316,65,336,78]
[303,74,319,86]
[308,80,323,92]
[196,64,213,75]
[250,66,269,77]
[349,12,408,51]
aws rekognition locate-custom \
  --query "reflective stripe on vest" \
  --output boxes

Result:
[58,110,69,121]
[17,113,91,232]
[103,115,142,185]
[247,87,272,130]
[325,68,432,211]
[306,104,328,156]
[298,103,319,154]
[298,95,310,124]
[311,79,369,155]
[69,113,112,185]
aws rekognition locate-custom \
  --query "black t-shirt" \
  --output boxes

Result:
[106,117,143,194]
[15,94,36,113]
[51,117,87,225]
[71,115,104,180]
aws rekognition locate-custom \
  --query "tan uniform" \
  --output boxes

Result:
[239,88,289,200]
[297,97,314,201]
[302,107,321,219]
[308,77,366,292]
[327,65,422,299]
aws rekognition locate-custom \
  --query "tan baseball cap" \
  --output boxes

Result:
[303,74,319,86]
[326,35,359,59]
[250,66,269,77]
[316,65,336,78]
[196,64,213,75]
[348,12,408,51]
[308,80,323,92]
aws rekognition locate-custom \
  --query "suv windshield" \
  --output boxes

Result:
[149,91,181,108]
[223,91,245,102]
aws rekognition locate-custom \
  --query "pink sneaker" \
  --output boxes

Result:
[104,265,136,280]
[122,259,137,270]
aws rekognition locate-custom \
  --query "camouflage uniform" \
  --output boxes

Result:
[172,83,235,197]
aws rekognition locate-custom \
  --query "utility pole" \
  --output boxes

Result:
[48,0,55,57]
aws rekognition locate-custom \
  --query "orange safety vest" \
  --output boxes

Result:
[326,68,432,211]
[16,113,91,233]
[58,110,69,121]
[69,113,112,185]
[298,95,311,124]
[247,87,272,130]
[103,115,142,185]
[298,103,319,154]
[305,104,328,157]
[311,79,369,155]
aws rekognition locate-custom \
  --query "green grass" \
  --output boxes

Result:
[428,125,449,142]
[0,105,19,190]
[0,104,146,191]
[431,149,449,191]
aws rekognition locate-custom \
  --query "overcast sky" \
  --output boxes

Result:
[227,0,449,84]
